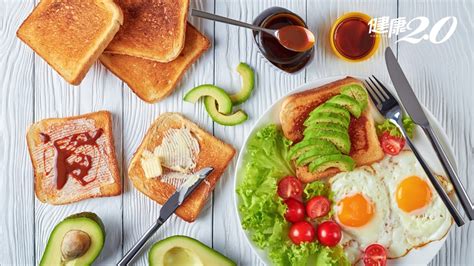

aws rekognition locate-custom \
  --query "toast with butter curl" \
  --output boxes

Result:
[128,113,235,222]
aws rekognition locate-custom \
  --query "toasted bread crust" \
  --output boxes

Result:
[128,113,235,222]
[100,23,210,103]
[27,111,121,204]
[105,0,189,62]
[281,77,384,182]
[17,0,123,85]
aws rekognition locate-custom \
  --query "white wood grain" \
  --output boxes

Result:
[32,0,124,261]
[397,1,474,265]
[212,1,307,265]
[0,0,35,264]
[120,1,215,265]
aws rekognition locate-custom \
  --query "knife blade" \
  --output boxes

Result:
[117,167,214,266]
[385,47,429,126]
[385,46,474,221]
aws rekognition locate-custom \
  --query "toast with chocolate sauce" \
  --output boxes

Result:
[280,77,384,182]
[27,111,121,204]
[128,113,235,222]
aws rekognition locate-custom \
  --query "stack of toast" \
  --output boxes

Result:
[17,0,209,103]
[280,77,384,183]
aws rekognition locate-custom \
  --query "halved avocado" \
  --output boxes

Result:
[304,130,351,154]
[230,63,255,105]
[296,149,340,166]
[308,154,355,173]
[341,84,369,110]
[303,122,348,136]
[304,112,350,128]
[327,94,363,118]
[149,235,236,266]
[289,139,339,160]
[204,97,248,126]
[308,103,350,122]
[40,212,105,266]
[184,84,233,114]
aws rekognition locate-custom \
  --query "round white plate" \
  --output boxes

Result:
[233,76,455,266]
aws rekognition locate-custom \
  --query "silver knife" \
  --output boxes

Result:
[117,167,214,266]
[385,47,474,220]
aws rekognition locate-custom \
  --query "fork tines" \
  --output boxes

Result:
[363,75,397,112]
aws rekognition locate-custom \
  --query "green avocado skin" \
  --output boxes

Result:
[149,235,236,266]
[40,212,105,266]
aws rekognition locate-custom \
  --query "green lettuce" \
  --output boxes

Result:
[237,124,349,266]
[377,116,416,138]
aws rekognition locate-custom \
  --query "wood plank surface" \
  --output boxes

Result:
[0,0,35,264]
[212,1,307,265]
[120,1,215,265]
[398,1,474,265]
[0,0,473,265]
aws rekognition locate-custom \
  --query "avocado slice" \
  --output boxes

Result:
[184,84,233,114]
[296,148,341,166]
[204,97,248,126]
[289,139,339,160]
[341,84,369,110]
[40,212,105,266]
[327,94,363,118]
[303,122,348,136]
[149,235,236,266]
[304,112,350,128]
[304,129,351,154]
[308,154,355,173]
[308,103,350,122]
[230,63,255,105]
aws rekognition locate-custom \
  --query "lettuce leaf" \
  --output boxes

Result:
[237,125,348,266]
[376,116,416,138]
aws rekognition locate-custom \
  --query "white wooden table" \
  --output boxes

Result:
[1,0,473,265]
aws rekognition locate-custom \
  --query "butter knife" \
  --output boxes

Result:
[385,47,473,220]
[117,167,214,266]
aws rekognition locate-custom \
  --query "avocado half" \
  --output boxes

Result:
[40,212,105,266]
[149,235,236,266]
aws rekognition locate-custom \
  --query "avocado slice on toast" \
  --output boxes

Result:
[304,129,351,154]
[289,139,339,160]
[304,112,350,128]
[327,94,363,118]
[341,84,369,110]
[308,154,355,173]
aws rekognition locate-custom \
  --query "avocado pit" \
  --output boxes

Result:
[61,230,91,261]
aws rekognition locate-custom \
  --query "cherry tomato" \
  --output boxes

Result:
[277,176,303,201]
[379,131,405,156]
[284,198,306,223]
[316,220,342,247]
[306,196,331,219]
[363,244,387,266]
[288,221,315,245]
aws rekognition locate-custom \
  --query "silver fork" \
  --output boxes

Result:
[364,76,465,226]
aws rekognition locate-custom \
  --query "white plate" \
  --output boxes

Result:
[233,76,455,266]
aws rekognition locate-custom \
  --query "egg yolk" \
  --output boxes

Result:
[396,175,432,213]
[337,193,374,227]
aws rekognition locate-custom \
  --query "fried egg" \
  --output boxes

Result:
[372,151,453,258]
[330,167,392,256]
[330,151,453,263]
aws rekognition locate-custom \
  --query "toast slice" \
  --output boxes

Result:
[105,0,189,62]
[280,77,384,183]
[17,0,123,85]
[100,23,210,103]
[128,113,235,222]
[27,111,121,205]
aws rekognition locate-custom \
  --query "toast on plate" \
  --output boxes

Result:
[100,23,210,103]
[27,111,121,205]
[105,0,189,62]
[280,77,384,182]
[128,113,235,222]
[17,0,123,85]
